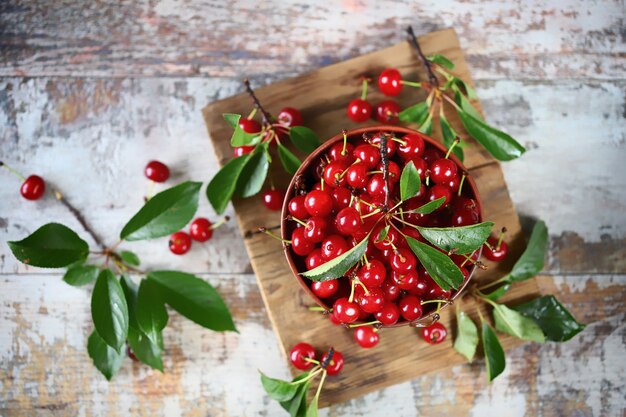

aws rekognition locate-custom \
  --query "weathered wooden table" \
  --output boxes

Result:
[1,1,624,416]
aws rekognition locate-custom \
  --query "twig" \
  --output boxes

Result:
[54,189,107,250]
[243,79,273,126]
[406,26,439,88]
[379,134,390,211]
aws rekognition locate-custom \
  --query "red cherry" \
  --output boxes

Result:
[322,350,344,375]
[353,144,380,168]
[371,224,400,251]
[483,236,509,261]
[277,107,303,127]
[289,342,316,370]
[288,195,309,219]
[311,279,339,298]
[347,99,372,123]
[445,174,461,194]
[262,189,285,211]
[406,157,428,182]
[430,159,458,184]
[239,118,262,133]
[20,175,45,200]
[427,283,452,300]
[427,185,452,208]
[169,231,192,255]
[392,270,419,291]
[189,218,213,242]
[378,68,403,96]
[335,207,362,236]
[323,161,348,188]
[304,190,333,217]
[346,163,369,188]
[399,295,423,321]
[321,235,349,260]
[451,207,479,226]
[376,160,401,183]
[354,326,380,348]
[145,160,170,183]
[422,148,444,164]
[333,297,359,323]
[329,142,355,165]
[291,227,314,256]
[305,249,325,270]
[126,346,139,361]
[390,248,417,274]
[374,302,400,325]
[357,287,385,313]
[422,322,448,344]
[374,100,401,124]
[233,145,255,157]
[329,310,342,325]
[409,272,429,296]
[380,278,401,301]
[369,133,397,157]
[453,197,479,214]
[367,174,393,198]
[331,187,352,211]
[357,259,387,288]
[300,216,328,243]
[397,134,425,160]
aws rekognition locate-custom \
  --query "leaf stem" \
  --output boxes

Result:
[406,26,438,88]
[477,276,509,292]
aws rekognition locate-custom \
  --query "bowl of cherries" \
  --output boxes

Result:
[281,126,483,328]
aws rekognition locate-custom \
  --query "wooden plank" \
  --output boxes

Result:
[202,28,544,406]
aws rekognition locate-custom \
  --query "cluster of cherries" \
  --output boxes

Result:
[1,161,46,201]
[143,160,228,255]
[289,342,344,376]
[284,130,485,336]
[346,69,405,125]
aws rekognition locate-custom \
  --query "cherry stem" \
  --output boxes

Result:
[390,137,407,146]
[441,92,461,110]
[210,216,231,230]
[354,278,370,295]
[399,80,422,88]
[54,189,107,250]
[258,227,290,245]
[392,215,420,230]
[0,161,26,181]
[348,320,381,328]
[313,370,327,402]
[444,137,461,159]
[292,367,324,385]
[348,279,356,303]
[360,78,368,101]
[308,306,327,312]
[457,174,466,197]
[407,26,438,88]
[361,208,382,219]
[477,276,508,292]
[421,299,449,306]
[287,215,308,228]
[303,357,321,365]
[243,79,273,126]
[341,129,348,156]
[496,227,507,251]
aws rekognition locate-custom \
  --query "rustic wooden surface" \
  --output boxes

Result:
[202,28,544,406]
[0,1,624,416]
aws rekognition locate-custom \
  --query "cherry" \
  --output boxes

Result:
[357,259,387,287]
[390,248,417,274]
[291,227,314,256]
[408,273,429,296]
[145,160,170,183]
[374,100,400,124]
[427,184,452,208]
[357,287,385,313]
[321,235,349,260]
[392,270,419,291]
[399,295,423,321]
[323,161,348,188]
[380,278,401,302]
[367,174,393,198]
[331,187,352,211]
[303,216,329,243]
[289,342,316,370]
[422,322,447,344]
[430,159,458,184]
[277,107,303,127]
[288,195,309,219]
[304,190,333,217]
[451,207,479,227]
[239,118,262,134]
[346,163,369,188]
[311,279,339,298]
[333,297,359,323]
[374,302,400,325]
[322,350,344,375]
[169,231,192,255]
[347,98,372,123]
[427,283,451,300]
[377,160,401,183]
[453,197,479,214]
[397,134,426,160]
[422,148,444,164]
[401,226,422,242]
[483,235,509,261]
[262,189,285,211]
[354,326,380,348]
[353,144,380,168]
[335,207,362,235]
[20,175,45,200]
[371,224,400,251]
[305,249,325,270]
[378,68,403,96]
[189,218,214,242]
[233,145,255,157]
[126,346,139,361]
[408,157,428,182]
[369,133,397,157]
[329,310,342,325]
[329,142,355,165]
[445,174,461,194]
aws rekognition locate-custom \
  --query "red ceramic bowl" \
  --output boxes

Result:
[281,126,483,327]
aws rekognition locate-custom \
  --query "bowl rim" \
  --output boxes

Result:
[280,125,483,328]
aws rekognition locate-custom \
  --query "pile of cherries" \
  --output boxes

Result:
[289,342,344,375]
[346,69,404,125]
[284,130,483,332]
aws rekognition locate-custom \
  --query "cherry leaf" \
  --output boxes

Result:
[278,144,302,175]
[408,196,445,215]
[405,236,464,291]
[234,145,269,198]
[289,126,322,154]
[260,371,300,402]
[440,115,464,162]
[428,54,455,70]
[416,222,494,255]
[136,279,169,346]
[493,303,545,342]
[301,234,370,282]
[504,220,548,283]
[87,330,125,381]
[453,310,478,362]
[457,108,525,161]
[399,160,420,201]
[513,295,585,342]
[91,269,129,351]
[482,321,506,383]
[63,264,100,286]
[207,155,250,214]
[399,102,429,125]
[224,114,261,147]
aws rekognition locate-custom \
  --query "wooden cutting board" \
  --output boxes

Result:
[202,28,541,407]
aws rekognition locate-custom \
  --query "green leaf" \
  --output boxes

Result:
[91,269,129,350]
[418,114,433,135]
[206,154,250,214]
[399,101,430,125]
[513,295,585,342]
[234,146,269,198]
[452,77,478,100]
[457,108,525,162]
[416,222,494,255]
[440,115,464,162]
[409,197,446,215]
[301,234,370,282]
[375,225,390,244]
[482,284,510,301]
[224,114,262,147]
[505,221,548,283]
[305,396,318,417]
[482,321,506,382]
[87,330,125,380]
[428,54,455,70]
[280,375,310,417]
[120,274,139,326]
[119,250,140,266]
[121,181,202,241]
[260,371,299,402]
[8,223,89,268]
[405,237,464,291]
[289,126,322,154]
[493,303,545,342]
[453,310,479,362]
[278,144,302,175]
[63,264,99,286]
[136,279,168,345]
[223,113,240,128]
[454,88,483,121]
[399,160,420,201]
[127,326,164,371]
[147,271,236,332]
